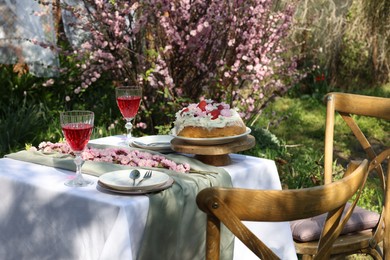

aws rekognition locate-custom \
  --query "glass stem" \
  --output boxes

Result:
[125,119,133,143]
[74,152,85,185]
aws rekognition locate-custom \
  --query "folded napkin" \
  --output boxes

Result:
[5,150,127,176]
[6,145,234,260]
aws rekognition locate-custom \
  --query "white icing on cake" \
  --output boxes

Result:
[173,100,243,134]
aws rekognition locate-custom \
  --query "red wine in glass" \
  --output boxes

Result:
[116,96,141,119]
[60,110,94,187]
[62,123,93,151]
[115,86,142,144]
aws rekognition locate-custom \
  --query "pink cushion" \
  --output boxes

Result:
[290,203,380,242]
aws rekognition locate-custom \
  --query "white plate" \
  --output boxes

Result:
[97,177,174,195]
[132,135,173,152]
[98,169,170,191]
[171,127,251,145]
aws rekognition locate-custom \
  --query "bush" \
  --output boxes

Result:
[0,96,53,156]
[46,0,303,132]
[0,63,125,156]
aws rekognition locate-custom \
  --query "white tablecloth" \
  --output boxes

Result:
[0,136,297,260]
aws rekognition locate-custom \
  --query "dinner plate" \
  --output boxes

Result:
[97,177,174,195]
[98,169,170,191]
[171,127,251,145]
[131,135,173,152]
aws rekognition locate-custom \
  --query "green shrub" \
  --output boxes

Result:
[242,126,325,189]
[0,96,53,156]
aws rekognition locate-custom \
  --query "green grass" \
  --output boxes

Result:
[258,97,326,149]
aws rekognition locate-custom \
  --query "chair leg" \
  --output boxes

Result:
[206,215,221,260]
[383,159,390,259]
[302,254,314,260]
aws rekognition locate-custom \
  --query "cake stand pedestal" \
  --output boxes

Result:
[171,135,255,166]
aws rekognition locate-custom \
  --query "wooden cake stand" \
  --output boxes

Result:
[170,135,255,166]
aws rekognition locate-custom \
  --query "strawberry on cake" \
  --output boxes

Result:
[173,100,247,138]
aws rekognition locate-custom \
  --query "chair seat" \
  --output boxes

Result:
[294,229,375,255]
[291,203,379,242]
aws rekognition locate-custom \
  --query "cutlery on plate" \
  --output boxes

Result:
[129,169,140,186]
[136,170,152,186]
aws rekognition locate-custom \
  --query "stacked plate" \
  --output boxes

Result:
[131,135,173,153]
[98,169,173,195]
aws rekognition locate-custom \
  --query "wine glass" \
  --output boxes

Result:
[60,110,94,187]
[115,86,142,144]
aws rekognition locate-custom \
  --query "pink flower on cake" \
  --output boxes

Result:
[220,109,232,117]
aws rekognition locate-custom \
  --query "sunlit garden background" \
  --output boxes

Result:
[1,0,389,221]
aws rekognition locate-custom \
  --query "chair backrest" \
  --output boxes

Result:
[197,159,369,260]
[323,92,390,184]
[323,92,390,257]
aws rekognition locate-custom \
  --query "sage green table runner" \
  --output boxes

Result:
[6,145,234,260]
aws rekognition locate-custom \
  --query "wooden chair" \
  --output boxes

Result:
[293,92,390,259]
[196,159,369,259]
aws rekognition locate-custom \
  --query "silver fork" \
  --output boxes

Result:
[136,170,152,186]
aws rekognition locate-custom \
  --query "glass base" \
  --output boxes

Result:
[64,178,93,187]
[117,134,136,147]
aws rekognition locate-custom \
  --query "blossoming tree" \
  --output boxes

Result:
[144,0,300,125]
[56,0,301,131]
